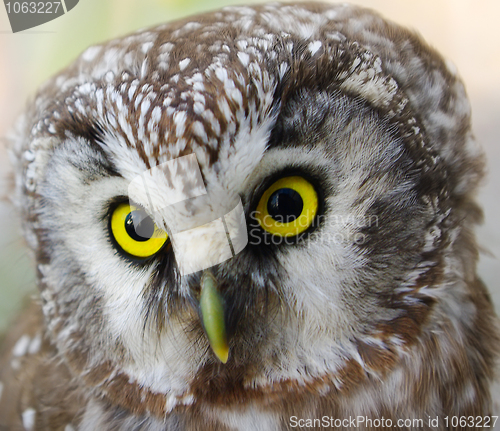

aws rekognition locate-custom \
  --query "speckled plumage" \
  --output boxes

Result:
[1,2,499,430]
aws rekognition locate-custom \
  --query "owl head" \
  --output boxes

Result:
[9,1,498,421]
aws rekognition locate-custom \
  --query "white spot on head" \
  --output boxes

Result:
[77,82,94,96]
[140,99,151,118]
[445,59,458,77]
[28,334,42,355]
[228,88,243,107]
[104,71,114,83]
[236,39,248,50]
[81,45,101,62]
[295,22,316,39]
[193,100,206,115]
[279,62,289,79]
[22,408,36,431]
[191,121,208,142]
[237,51,250,67]
[140,59,149,79]
[193,91,205,103]
[179,58,191,71]
[24,150,35,162]
[151,106,163,125]
[308,40,322,56]
[373,57,383,73]
[12,335,31,357]
[324,9,338,20]
[182,21,202,32]
[341,69,398,108]
[192,80,205,92]
[173,111,188,138]
[325,31,345,42]
[201,109,221,135]
[128,84,138,101]
[64,425,75,431]
[160,42,174,54]
[214,66,229,84]
[141,42,154,54]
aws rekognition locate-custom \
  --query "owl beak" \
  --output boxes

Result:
[199,270,229,363]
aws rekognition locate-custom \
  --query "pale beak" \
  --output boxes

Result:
[199,270,229,363]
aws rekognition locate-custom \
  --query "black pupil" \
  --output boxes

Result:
[125,211,155,241]
[267,188,303,223]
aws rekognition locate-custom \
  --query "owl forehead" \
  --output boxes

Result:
[71,2,335,82]
[66,68,268,170]
[44,25,390,152]
[44,8,290,174]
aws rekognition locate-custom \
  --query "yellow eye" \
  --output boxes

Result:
[110,203,168,258]
[255,176,319,237]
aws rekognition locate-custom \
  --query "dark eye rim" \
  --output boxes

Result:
[248,168,325,244]
[105,197,170,264]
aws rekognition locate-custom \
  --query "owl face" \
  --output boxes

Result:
[11,2,493,419]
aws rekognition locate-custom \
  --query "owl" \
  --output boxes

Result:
[0,1,498,430]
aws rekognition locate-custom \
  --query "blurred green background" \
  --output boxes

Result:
[0,0,499,332]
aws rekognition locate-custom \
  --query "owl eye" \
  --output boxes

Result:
[255,176,319,237]
[110,203,168,258]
